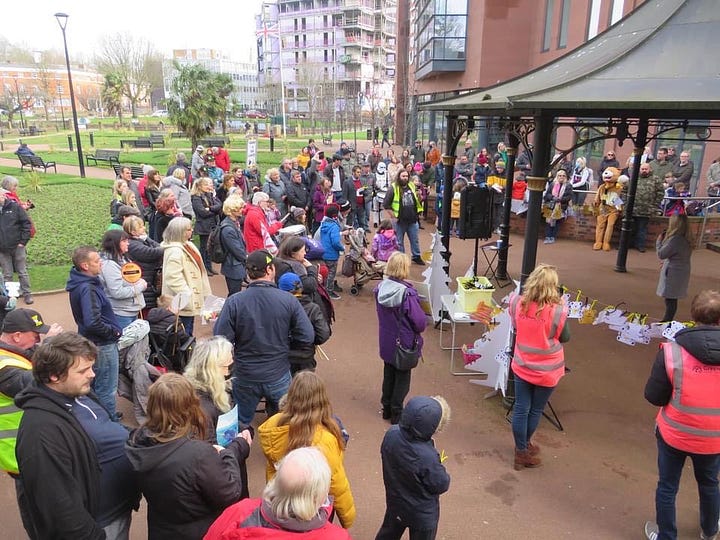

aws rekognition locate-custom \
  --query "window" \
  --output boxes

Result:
[557,0,570,49]
[415,0,468,77]
[542,0,555,52]
[610,0,625,25]
[587,0,601,39]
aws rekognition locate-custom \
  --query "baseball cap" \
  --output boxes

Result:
[278,272,302,293]
[246,249,275,273]
[2,309,50,334]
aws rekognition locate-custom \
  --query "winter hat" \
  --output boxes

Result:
[278,272,303,294]
[496,160,506,168]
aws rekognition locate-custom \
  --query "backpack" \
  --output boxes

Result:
[303,236,326,261]
[207,223,228,264]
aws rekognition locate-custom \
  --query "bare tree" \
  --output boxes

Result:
[96,34,161,117]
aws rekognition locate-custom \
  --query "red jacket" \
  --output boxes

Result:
[509,294,567,387]
[243,205,282,254]
[656,342,720,454]
[203,498,351,539]
[214,148,231,172]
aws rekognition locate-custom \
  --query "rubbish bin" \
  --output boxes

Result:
[366,129,372,140]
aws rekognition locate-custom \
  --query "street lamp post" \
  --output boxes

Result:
[54,12,85,178]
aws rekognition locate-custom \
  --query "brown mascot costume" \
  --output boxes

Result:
[593,166,624,251]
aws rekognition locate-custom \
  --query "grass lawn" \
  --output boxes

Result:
[0,166,110,291]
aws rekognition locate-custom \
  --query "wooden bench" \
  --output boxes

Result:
[149,135,165,148]
[18,154,57,173]
[322,135,333,146]
[199,138,229,148]
[170,132,187,139]
[85,149,120,167]
[18,126,46,136]
[112,163,145,180]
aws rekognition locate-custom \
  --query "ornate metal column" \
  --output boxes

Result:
[615,117,649,272]
[520,115,553,283]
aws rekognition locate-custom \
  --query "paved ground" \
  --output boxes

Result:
[1,219,718,539]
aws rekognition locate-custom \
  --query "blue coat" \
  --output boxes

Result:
[380,396,450,529]
[219,216,247,281]
[319,217,344,261]
[66,268,121,346]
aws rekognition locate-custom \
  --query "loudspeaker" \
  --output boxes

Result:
[459,185,493,239]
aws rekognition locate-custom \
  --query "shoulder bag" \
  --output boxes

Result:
[391,296,421,371]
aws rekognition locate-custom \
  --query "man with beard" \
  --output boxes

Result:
[632,162,665,252]
[383,170,425,265]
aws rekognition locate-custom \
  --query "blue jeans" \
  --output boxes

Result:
[511,375,556,451]
[114,315,137,330]
[92,343,119,419]
[634,216,649,250]
[655,430,720,540]
[395,220,421,258]
[179,315,194,337]
[232,370,292,425]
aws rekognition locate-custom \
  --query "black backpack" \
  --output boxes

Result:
[207,223,228,264]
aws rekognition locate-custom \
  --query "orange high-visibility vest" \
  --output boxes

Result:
[656,342,720,454]
[509,294,567,387]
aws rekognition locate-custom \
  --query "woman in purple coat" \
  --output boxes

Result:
[374,252,428,424]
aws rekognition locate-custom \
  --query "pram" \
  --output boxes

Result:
[146,307,196,373]
[344,228,385,296]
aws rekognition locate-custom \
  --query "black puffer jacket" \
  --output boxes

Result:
[0,198,31,250]
[289,295,331,365]
[125,427,249,540]
[127,236,164,309]
[380,396,451,530]
[191,193,222,236]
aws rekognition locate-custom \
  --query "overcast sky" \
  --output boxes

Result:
[1,0,266,62]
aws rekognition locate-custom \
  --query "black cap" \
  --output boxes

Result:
[246,249,275,273]
[1,308,50,334]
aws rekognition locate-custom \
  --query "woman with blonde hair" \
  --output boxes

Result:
[190,177,222,275]
[219,194,247,296]
[375,252,428,424]
[161,216,211,336]
[656,213,693,321]
[125,373,250,540]
[508,264,570,470]
[258,371,356,529]
[110,179,129,219]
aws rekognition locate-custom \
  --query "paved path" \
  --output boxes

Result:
[0,157,117,180]
[1,223,718,538]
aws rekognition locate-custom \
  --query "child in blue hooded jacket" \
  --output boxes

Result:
[319,203,345,300]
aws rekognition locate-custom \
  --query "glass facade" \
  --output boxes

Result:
[415,0,468,79]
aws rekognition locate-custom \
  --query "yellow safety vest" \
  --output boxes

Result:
[390,182,423,216]
[0,352,32,475]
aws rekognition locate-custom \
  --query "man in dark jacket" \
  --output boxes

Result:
[643,290,720,540]
[66,246,122,419]
[376,396,451,540]
[324,154,346,202]
[632,163,664,252]
[166,152,192,180]
[285,170,311,216]
[383,170,425,265]
[410,140,426,164]
[15,332,139,540]
[278,272,330,376]
[341,165,369,230]
[214,249,314,425]
[598,150,620,178]
[0,188,33,304]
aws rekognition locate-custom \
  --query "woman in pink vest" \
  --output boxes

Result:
[508,264,569,470]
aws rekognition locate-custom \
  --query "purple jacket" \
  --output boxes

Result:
[371,230,399,262]
[313,187,335,223]
[375,278,427,365]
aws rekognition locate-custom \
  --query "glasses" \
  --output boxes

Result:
[607,153,615,156]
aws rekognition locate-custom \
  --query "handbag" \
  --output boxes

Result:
[391,299,421,371]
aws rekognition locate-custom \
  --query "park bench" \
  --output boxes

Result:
[112,163,145,180]
[85,149,120,167]
[18,126,46,136]
[199,138,228,148]
[18,154,57,173]
[149,135,165,148]
[322,134,332,146]
[170,132,187,138]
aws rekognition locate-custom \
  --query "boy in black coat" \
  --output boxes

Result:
[376,395,451,540]
[277,272,331,375]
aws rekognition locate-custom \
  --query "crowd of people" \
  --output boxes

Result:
[1,132,719,539]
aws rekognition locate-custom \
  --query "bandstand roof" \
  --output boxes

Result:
[422,0,720,120]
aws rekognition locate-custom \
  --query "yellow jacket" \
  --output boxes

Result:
[258,413,356,528]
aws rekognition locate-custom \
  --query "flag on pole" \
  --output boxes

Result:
[256,22,279,40]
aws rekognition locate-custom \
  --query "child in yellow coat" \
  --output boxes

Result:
[593,166,623,251]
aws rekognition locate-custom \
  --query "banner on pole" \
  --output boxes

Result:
[246,139,257,167]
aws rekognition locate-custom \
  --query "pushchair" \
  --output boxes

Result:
[343,228,385,296]
[146,307,196,373]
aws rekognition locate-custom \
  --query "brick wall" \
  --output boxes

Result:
[508,212,720,247]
